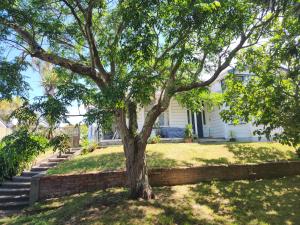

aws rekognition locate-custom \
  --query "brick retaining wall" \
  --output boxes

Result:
[30,161,300,203]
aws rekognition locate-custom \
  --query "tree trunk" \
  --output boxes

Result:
[123,137,154,200]
[115,108,154,200]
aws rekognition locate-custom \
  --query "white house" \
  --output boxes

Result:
[133,68,270,142]
[0,119,12,140]
[92,68,272,142]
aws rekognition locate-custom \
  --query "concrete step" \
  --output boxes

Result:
[0,201,28,210]
[30,166,51,172]
[198,138,226,143]
[63,151,75,155]
[12,176,32,182]
[0,209,21,217]
[1,182,31,189]
[0,188,30,195]
[0,194,29,203]
[48,158,67,162]
[39,162,58,167]
[100,139,122,146]
[21,171,40,177]
[57,154,69,158]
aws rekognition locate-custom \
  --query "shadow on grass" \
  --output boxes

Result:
[147,152,193,168]
[3,186,200,225]
[226,144,297,163]
[190,175,300,225]
[193,143,297,166]
[48,151,187,175]
[3,176,300,225]
[2,189,146,225]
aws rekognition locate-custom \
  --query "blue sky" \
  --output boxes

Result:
[22,66,85,125]
[3,46,85,125]
[23,67,44,100]
[2,45,43,100]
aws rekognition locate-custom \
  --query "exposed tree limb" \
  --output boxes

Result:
[174,33,248,93]
[128,101,138,136]
[1,18,105,87]
[84,0,110,84]
[61,0,86,38]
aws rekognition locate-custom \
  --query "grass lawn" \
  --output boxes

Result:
[1,175,300,225]
[47,142,298,175]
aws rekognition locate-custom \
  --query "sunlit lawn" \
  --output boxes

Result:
[47,142,298,175]
[1,175,300,225]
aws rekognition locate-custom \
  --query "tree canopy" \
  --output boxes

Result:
[0,58,28,100]
[221,4,300,148]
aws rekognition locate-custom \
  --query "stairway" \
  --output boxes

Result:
[0,147,81,217]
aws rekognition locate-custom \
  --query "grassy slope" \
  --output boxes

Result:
[47,142,298,175]
[1,176,300,225]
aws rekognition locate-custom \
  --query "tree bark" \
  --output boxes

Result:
[115,109,154,200]
[123,137,154,199]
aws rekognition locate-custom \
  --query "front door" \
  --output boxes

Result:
[196,112,204,138]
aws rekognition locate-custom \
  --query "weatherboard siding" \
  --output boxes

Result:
[137,98,188,131]
[206,106,226,138]
[169,99,188,128]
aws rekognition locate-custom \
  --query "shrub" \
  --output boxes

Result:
[296,147,300,158]
[184,124,193,139]
[49,134,71,156]
[0,129,48,182]
[148,135,161,144]
[81,140,98,155]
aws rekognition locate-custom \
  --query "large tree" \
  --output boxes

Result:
[0,0,288,199]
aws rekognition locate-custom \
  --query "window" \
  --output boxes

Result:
[158,111,169,127]
[221,74,249,92]
[236,75,245,82]
[220,79,226,92]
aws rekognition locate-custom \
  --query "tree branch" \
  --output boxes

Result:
[128,101,138,136]
[83,0,110,83]
[1,18,105,87]
[174,33,248,93]
[61,0,86,38]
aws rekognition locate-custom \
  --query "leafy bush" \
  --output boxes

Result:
[81,139,98,155]
[296,147,300,158]
[49,134,71,156]
[0,129,48,182]
[148,135,161,144]
[80,124,89,145]
[184,124,193,139]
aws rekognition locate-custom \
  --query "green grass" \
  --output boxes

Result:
[47,142,298,175]
[1,176,300,225]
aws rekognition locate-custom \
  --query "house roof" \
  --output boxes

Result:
[0,119,7,128]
